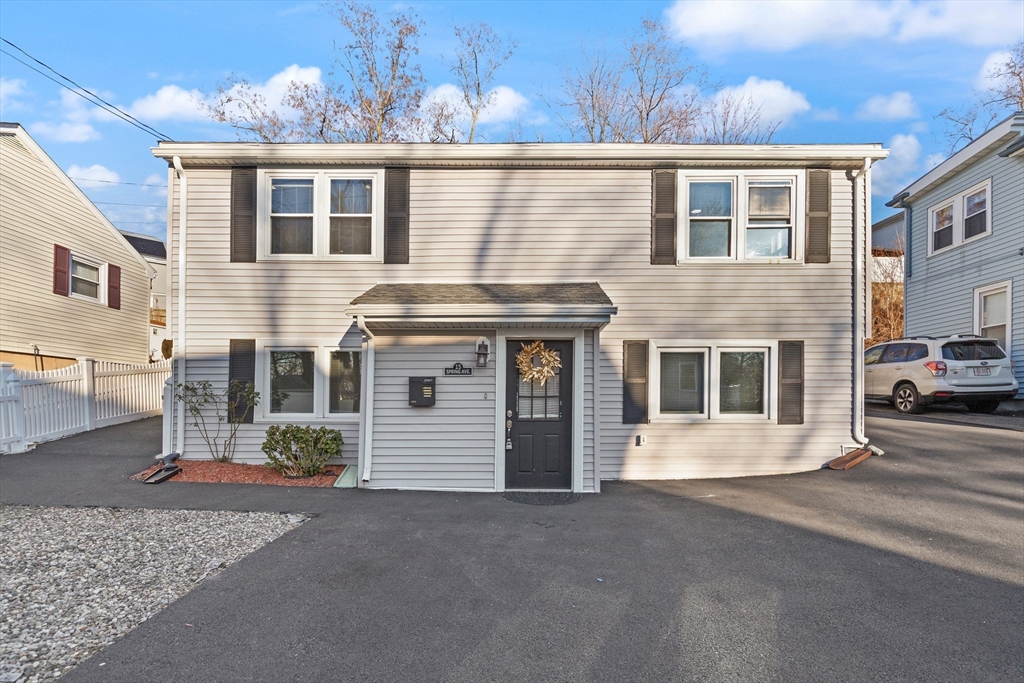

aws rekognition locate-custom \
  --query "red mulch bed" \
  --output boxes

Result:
[131,460,342,487]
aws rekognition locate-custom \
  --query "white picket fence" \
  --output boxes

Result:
[0,358,172,453]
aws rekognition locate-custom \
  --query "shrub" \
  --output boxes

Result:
[262,425,343,477]
[174,380,259,463]
[161,339,173,359]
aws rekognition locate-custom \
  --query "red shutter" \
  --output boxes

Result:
[53,245,70,296]
[107,264,121,309]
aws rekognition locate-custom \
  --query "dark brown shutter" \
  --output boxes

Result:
[778,340,804,424]
[231,167,257,263]
[107,264,121,309]
[651,170,677,264]
[228,339,256,423]
[384,168,410,264]
[623,340,649,424]
[805,169,831,263]
[53,244,70,296]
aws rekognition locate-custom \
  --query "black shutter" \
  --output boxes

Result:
[623,340,649,424]
[228,339,256,423]
[384,168,410,264]
[231,167,257,263]
[651,170,677,264]
[805,169,831,263]
[778,341,804,424]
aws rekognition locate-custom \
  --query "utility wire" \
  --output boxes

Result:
[0,37,174,141]
[92,201,167,208]
[70,177,166,188]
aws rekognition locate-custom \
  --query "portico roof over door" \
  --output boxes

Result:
[345,282,616,329]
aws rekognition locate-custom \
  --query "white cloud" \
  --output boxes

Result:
[811,108,840,122]
[856,92,920,121]
[0,77,27,112]
[66,163,120,189]
[975,50,1013,90]
[477,85,531,124]
[420,83,533,140]
[666,0,1022,52]
[714,77,811,127]
[213,64,322,122]
[128,85,205,121]
[871,133,922,197]
[896,1,1023,47]
[142,173,168,198]
[29,121,101,143]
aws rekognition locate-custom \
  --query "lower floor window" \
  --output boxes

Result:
[976,282,1011,351]
[653,342,771,419]
[263,344,361,418]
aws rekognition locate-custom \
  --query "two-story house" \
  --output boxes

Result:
[888,112,1023,404]
[0,123,153,371]
[153,141,886,492]
[121,232,170,361]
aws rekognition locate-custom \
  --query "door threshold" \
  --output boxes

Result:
[504,488,573,493]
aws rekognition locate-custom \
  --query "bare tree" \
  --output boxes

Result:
[421,96,461,143]
[202,2,424,142]
[555,41,628,142]
[698,91,780,144]
[937,41,1024,153]
[622,19,705,143]
[446,22,517,143]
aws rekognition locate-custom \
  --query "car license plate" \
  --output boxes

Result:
[973,367,991,376]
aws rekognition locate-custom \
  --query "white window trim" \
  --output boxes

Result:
[927,178,992,257]
[974,279,1012,350]
[257,169,386,262]
[255,339,362,423]
[678,169,805,264]
[649,339,778,422]
[68,252,107,305]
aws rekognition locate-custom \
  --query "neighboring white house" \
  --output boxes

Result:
[0,123,153,371]
[888,111,1023,401]
[154,140,887,492]
[121,232,170,361]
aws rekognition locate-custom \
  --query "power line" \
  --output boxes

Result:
[70,177,165,188]
[0,37,173,141]
[92,201,167,208]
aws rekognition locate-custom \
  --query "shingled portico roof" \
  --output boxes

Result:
[346,282,616,329]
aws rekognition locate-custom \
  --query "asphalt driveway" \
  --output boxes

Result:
[2,416,1022,683]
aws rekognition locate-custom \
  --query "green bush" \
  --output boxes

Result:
[262,424,343,477]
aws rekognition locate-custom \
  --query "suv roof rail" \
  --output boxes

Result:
[906,336,936,340]
[948,334,983,339]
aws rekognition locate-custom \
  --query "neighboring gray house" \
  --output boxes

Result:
[871,212,905,251]
[0,123,153,371]
[888,112,1023,397]
[153,141,886,492]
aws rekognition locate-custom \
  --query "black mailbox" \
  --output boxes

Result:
[409,377,435,407]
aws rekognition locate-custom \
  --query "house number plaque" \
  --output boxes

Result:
[443,362,473,376]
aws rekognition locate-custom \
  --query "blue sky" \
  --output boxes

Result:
[1,0,1022,241]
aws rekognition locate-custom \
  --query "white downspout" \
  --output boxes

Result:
[172,156,187,455]
[357,315,375,483]
[851,157,871,446]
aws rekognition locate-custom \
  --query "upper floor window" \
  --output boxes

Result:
[680,170,804,262]
[259,170,385,261]
[927,179,991,256]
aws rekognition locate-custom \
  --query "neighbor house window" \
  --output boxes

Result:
[70,257,102,300]
[260,170,384,260]
[259,342,361,420]
[927,179,991,255]
[681,171,803,262]
[975,281,1011,351]
[651,341,774,420]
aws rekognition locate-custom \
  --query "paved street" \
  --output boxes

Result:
[2,415,1022,683]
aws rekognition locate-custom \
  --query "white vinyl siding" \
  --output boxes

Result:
[168,166,862,483]
[0,132,149,364]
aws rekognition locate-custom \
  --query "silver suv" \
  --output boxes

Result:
[864,335,1018,414]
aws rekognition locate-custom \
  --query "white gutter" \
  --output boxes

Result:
[356,315,376,483]
[851,157,871,446]
[172,156,187,455]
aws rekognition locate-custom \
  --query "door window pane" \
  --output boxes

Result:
[660,352,705,414]
[864,346,886,365]
[517,352,561,420]
[719,351,765,414]
[329,351,361,413]
[270,350,315,413]
[906,344,929,362]
[880,343,910,364]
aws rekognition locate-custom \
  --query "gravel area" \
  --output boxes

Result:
[0,505,305,683]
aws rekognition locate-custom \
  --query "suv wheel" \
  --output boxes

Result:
[894,383,923,414]
[965,399,1000,414]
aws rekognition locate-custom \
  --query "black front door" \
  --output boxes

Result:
[505,340,572,489]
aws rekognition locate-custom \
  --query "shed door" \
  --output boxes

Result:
[505,340,572,489]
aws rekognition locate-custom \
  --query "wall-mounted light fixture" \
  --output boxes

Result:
[476,337,491,367]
